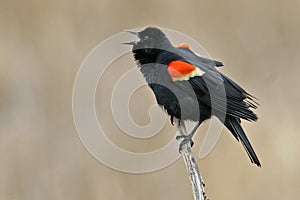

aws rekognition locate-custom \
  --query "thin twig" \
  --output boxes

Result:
[178,123,206,200]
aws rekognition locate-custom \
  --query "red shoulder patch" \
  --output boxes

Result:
[167,60,196,79]
[176,43,191,49]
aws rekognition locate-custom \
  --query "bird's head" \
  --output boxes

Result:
[124,27,172,64]
[124,27,172,50]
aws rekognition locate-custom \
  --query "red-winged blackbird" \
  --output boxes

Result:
[124,27,261,167]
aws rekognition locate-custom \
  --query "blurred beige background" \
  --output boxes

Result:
[1,0,300,199]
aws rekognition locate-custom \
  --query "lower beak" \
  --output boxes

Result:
[122,41,138,45]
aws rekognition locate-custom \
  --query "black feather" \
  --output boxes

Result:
[223,116,261,167]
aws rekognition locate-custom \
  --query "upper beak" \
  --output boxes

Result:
[124,30,139,36]
[123,29,140,45]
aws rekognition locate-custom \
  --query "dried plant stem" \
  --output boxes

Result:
[178,123,206,200]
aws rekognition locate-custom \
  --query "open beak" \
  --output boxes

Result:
[123,29,140,45]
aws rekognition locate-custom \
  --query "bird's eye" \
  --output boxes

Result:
[144,36,149,41]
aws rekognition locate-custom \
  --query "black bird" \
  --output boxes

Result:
[124,27,261,166]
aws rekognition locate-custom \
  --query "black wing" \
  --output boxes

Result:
[177,46,223,67]
[156,47,258,121]
[189,71,258,121]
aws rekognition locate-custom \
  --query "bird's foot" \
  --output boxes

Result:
[176,133,194,153]
[176,121,201,153]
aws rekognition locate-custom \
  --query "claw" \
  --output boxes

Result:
[176,135,185,140]
[177,121,201,153]
[178,134,194,153]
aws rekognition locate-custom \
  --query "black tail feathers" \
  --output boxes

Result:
[224,116,261,167]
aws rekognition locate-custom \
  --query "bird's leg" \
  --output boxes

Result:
[176,121,191,147]
[176,121,192,143]
[176,121,189,140]
[176,121,201,152]
[176,120,187,136]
